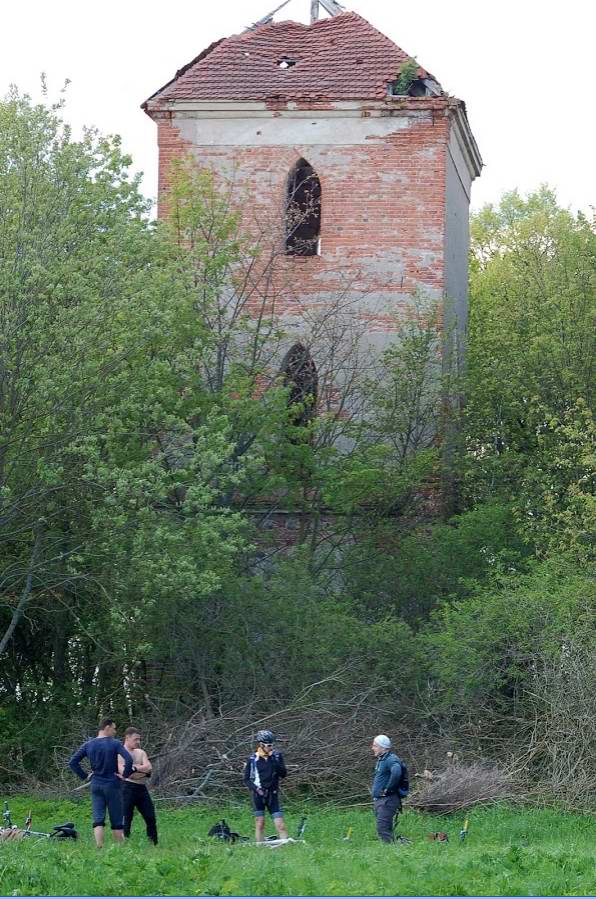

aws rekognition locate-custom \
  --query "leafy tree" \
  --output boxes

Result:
[342,501,530,626]
[420,557,596,733]
[393,58,419,95]
[465,188,595,556]
[0,87,155,664]
[0,93,257,752]
[2,87,591,802]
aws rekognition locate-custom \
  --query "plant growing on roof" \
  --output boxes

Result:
[393,58,419,95]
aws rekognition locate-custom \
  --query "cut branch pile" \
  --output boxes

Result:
[137,678,407,803]
[409,762,520,814]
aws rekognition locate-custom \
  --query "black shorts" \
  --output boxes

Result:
[251,789,283,818]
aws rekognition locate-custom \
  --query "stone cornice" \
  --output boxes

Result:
[145,95,482,180]
[448,102,483,180]
[144,96,451,118]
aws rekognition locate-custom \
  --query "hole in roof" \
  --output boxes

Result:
[388,78,434,97]
[278,57,297,69]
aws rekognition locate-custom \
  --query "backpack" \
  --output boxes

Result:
[208,820,244,843]
[397,758,410,799]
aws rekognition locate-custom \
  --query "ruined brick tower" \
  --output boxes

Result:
[143,7,482,370]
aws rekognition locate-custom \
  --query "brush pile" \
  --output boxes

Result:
[146,687,397,802]
[409,762,519,814]
[57,675,410,803]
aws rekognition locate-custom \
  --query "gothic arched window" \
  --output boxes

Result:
[280,343,318,425]
[285,159,321,257]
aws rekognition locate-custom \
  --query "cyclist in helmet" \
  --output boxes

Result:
[243,730,288,842]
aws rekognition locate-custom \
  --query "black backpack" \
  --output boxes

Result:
[208,820,236,842]
[208,819,247,843]
[397,757,410,799]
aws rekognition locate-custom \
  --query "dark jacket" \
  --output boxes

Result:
[243,751,287,793]
[69,736,133,785]
[371,751,403,799]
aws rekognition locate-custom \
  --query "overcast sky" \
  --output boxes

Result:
[2,0,593,214]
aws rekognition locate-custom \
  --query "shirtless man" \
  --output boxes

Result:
[119,727,158,845]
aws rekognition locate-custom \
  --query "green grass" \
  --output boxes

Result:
[0,797,595,896]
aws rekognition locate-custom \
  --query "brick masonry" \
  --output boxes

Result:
[145,14,482,357]
[153,105,461,334]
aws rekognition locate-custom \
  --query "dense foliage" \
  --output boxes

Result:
[0,95,593,803]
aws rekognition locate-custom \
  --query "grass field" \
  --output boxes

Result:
[0,796,595,896]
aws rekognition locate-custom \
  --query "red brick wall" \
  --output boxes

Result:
[153,108,450,328]
[155,116,194,218]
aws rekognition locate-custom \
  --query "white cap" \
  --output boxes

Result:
[373,734,392,749]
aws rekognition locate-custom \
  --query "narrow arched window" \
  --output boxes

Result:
[285,159,321,257]
[281,343,318,425]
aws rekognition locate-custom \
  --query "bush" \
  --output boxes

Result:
[518,639,596,808]
[342,502,530,626]
[416,557,596,802]
[420,557,594,715]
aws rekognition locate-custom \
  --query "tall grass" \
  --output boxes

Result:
[0,797,595,896]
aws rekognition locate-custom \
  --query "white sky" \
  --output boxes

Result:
[2,0,594,214]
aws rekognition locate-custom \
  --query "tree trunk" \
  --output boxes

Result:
[0,524,43,658]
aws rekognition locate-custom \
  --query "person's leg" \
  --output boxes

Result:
[91,786,107,849]
[269,793,288,839]
[136,785,158,845]
[388,795,400,840]
[106,781,125,844]
[252,791,265,842]
[121,783,135,838]
[272,815,289,839]
[392,803,404,840]
[374,796,399,843]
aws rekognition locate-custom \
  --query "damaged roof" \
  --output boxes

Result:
[143,12,438,107]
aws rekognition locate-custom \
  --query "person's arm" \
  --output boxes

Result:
[243,759,253,790]
[118,744,134,779]
[135,750,152,774]
[273,751,287,779]
[384,760,402,795]
[68,743,89,781]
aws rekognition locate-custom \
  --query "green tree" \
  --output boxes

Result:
[0,93,258,761]
[420,557,596,742]
[465,188,595,556]
[0,87,155,664]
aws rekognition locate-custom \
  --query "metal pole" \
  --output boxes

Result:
[310,1,319,23]
[318,0,346,16]
[247,0,291,30]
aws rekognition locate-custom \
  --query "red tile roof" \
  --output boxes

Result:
[145,12,436,106]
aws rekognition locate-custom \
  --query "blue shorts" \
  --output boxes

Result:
[91,780,124,830]
[251,789,283,819]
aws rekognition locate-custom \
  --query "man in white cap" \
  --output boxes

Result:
[371,735,407,843]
